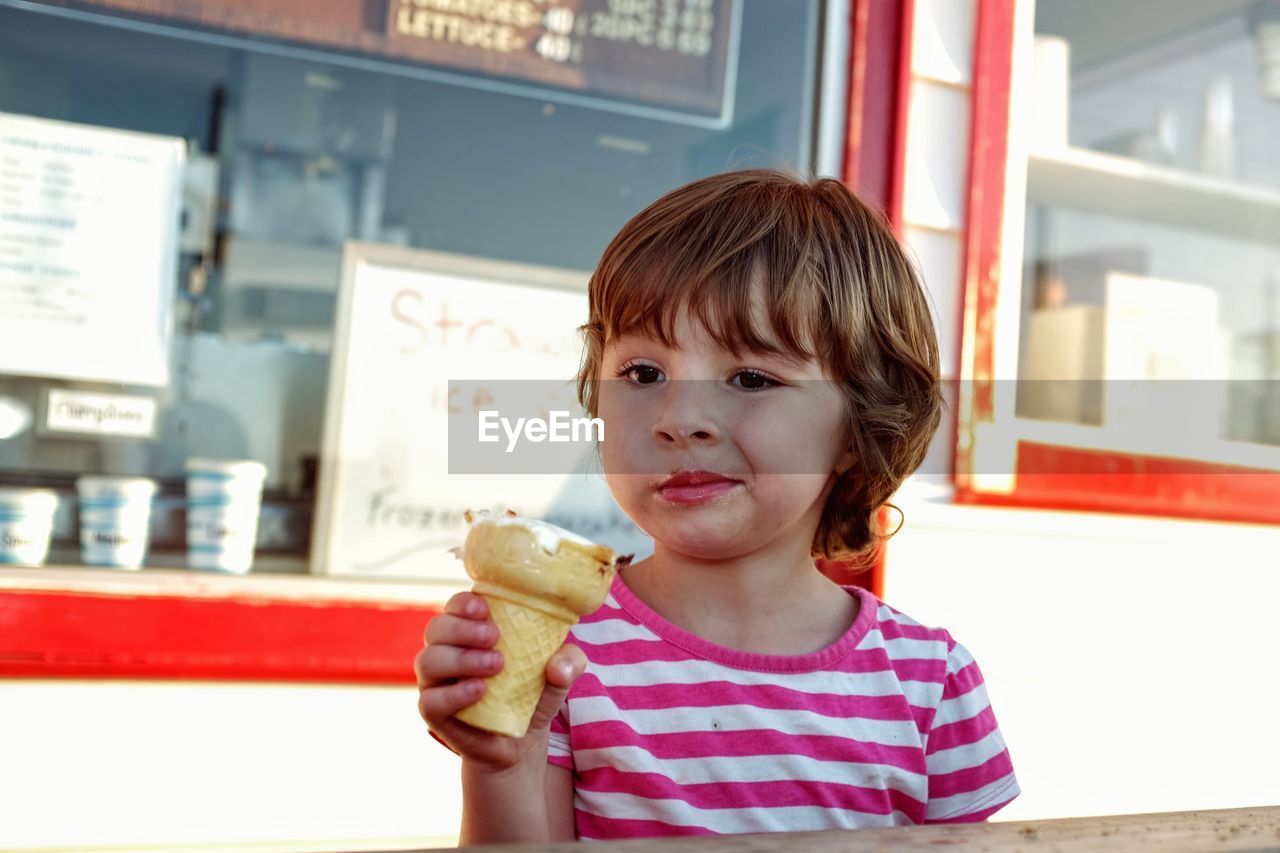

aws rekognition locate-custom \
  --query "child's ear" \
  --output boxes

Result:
[834,447,856,476]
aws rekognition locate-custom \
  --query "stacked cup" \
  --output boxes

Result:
[0,488,59,566]
[76,476,158,569]
[185,459,267,573]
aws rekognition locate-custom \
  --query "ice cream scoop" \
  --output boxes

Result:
[453,509,630,737]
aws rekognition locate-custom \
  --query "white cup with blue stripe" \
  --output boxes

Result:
[0,487,59,566]
[76,476,157,569]
[185,458,267,573]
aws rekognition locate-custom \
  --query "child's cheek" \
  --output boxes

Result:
[597,391,656,476]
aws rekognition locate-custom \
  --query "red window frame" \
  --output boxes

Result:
[950,0,1280,524]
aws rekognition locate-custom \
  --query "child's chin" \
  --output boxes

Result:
[657,525,753,560]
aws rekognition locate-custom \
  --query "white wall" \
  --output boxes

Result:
[0,681,461,851]
[901,0,977,382]
[885,483,1280,820]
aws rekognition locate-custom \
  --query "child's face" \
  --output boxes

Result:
[597,303,854,561]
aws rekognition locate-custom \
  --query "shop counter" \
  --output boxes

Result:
[409,806,1280,852]
[0,564,455,683]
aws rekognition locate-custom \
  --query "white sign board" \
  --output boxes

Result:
[44,388,158,438]
[0,112,183,386]
[312,244,650,582]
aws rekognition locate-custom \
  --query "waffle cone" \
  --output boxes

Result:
[452,515,623,738]
[453,587,574,738]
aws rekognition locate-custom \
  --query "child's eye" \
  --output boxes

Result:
[617,363,663,385]
[731,370,779,391]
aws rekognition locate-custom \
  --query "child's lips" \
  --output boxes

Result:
[656,472,742,505]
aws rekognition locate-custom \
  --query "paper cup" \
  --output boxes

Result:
[0,488,59,566]
[76,476,158,569]
[185,458,268,574]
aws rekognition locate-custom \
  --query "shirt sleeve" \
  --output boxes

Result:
[923,637,1020,823]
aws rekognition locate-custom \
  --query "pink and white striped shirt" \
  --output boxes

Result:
[547,573,1019,838]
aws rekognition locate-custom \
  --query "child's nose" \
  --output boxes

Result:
[655,424,716,445]
[651,382,721,446]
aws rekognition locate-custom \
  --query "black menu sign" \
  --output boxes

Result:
[52,0,738,125]
[387,0,735,120]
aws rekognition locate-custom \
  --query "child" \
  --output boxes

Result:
[415,169,1019,843]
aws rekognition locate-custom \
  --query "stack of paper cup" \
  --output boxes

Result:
[0,488,59,566]
[185,458,267,574]
[76,476,158,569]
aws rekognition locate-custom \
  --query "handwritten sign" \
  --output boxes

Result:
[71,0,739,125]
[43,388,158,438]
[312,243,650,582]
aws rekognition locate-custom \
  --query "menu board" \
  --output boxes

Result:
[0,112,183,386]
[312,243,650,582]
[57,0,739,125]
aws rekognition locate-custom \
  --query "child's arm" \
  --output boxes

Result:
[458,759,576,843]
[416,591,584,844]
[544,764,577,840]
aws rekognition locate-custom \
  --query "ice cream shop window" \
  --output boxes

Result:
[0,0,832,579]
[955,0,1280,523]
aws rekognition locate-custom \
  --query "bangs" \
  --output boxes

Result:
[589,178,832,363]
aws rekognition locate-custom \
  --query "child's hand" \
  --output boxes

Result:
[415,590,586,772]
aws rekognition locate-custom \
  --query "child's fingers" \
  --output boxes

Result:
[414,644,503,689]
[417,678,487,726]
[545,642,588,689]
[424,612,499,649]
[424,593,490,642]
[526,643,587,732]
[449,591,490,619]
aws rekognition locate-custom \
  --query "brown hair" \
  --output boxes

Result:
[576,168,943,560]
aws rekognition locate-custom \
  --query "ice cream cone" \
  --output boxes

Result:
[453,511,626,738]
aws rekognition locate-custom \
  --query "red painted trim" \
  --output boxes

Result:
[0,589,441,683]
[843,0,904,216]
[956,442,1280,524]
[966,0,1016,418]
[839,0,908,598]
[886,0,914,232]
[842,0,871,188]
[953,0,1016,490]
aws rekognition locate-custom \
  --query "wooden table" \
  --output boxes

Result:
[407,806,1280,852]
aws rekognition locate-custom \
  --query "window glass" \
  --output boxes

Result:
[1017,0,1280,453]
[0,0,823,571]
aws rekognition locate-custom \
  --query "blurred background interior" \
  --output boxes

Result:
[0,0,816,567]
